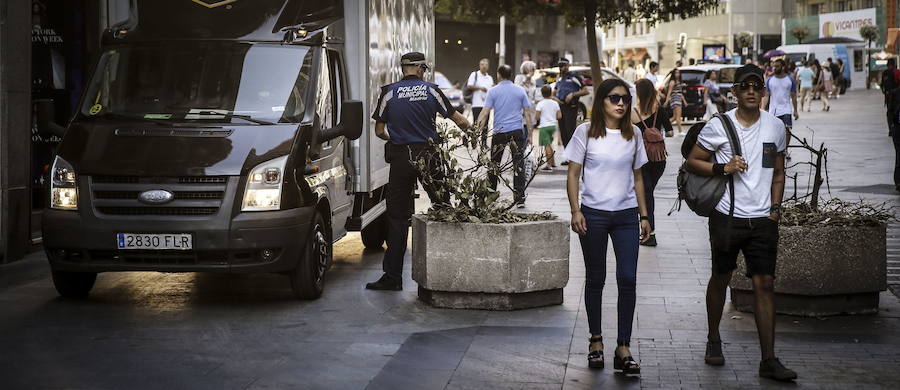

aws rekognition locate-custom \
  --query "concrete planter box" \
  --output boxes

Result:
[731,223,887,316]
[411,215,570,310]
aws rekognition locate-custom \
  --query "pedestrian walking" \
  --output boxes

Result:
[366,52,471,291]
[685,64,797,382]
[703,70,723,120]
[797,61,814,112]
[632,78,671,246]
[466,58,494,123]
[880,58,900,106]
[761,59,799,130]
[477,64,534,208]
[812,61,830,111]
[552,57,590,152]
[623,61,637,83]
[515,60,540,104]
[888,86,900,193]
[535,85,562,170]
[837,59,847,95]
[565,78,651,375]
[664,68,686,135]
[644,61,660,87]
[827,58,841,99]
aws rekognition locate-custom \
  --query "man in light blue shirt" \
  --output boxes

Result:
[796,61,815,112]
[476,64,534,207]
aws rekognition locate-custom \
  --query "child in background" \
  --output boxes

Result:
[535,85,562,170]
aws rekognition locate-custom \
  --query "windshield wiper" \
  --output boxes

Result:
[87,112,175,126]
[228,114,276,125]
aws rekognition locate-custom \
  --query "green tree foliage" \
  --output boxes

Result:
[436,0,720,82]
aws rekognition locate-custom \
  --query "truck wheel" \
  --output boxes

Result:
[361,215,387,250]
[51,270,97,298]
[290,212,329,300]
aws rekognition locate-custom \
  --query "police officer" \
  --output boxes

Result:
[552,58,589,150]
[365,52,470,291]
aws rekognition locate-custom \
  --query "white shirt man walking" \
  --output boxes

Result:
[467,58,494,123]
[686,64,797,382]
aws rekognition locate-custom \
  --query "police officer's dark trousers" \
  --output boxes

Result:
[560,104,579,146]
[488,129,526,202]
[383,143,448,281]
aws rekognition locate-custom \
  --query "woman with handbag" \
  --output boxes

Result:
[564,78,652,375]
[632,79,672,247]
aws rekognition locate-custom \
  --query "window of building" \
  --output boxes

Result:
[809,4,820,15]
[854,49,864,72]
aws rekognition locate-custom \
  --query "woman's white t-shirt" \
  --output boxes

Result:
[535,99,561,127]
[563,123,649,211]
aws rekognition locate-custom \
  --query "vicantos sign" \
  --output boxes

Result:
[819,8,876,41]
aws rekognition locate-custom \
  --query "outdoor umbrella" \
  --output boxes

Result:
[763,49,786,59]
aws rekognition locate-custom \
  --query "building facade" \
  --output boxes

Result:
[603,0,783,71]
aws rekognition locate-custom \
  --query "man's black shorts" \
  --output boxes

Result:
[708,211,779,277]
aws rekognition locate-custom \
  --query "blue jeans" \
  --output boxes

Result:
[578,206,640,345]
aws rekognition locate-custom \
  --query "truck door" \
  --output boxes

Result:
[308,48,353,241]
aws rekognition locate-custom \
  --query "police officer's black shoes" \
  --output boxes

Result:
[365,274,402,291]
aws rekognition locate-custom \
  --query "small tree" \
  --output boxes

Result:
[790,26,809,45]
[736,31,754,58]
[860,25,879,77]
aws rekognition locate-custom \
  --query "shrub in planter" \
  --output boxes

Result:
[730,136,896,316]
[409,122,569,310]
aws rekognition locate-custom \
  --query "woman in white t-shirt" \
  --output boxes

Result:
[564,78,651,375]
[535,85,562,169]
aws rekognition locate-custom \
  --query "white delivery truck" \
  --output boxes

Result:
[41,0,434,299]
[778,41,868,90]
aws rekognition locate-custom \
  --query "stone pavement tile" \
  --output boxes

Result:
[365,367,454,390]
[451,340,569,385]
[445,378,561,390]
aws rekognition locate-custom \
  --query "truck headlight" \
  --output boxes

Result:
[50,156,78,210]
[242,155,288,211]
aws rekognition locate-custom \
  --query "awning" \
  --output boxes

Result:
[888,28,900,53]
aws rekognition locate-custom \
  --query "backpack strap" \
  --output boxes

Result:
[715,113,742,240]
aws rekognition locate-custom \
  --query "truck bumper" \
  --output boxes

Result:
[42,207,315,274]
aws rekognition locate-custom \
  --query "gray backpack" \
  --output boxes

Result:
[674,113,742,218]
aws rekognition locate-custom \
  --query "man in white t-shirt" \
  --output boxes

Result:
[686,64,796,382]
[466,58,494,123]
[534,85,561,170]
[644,61,659,87]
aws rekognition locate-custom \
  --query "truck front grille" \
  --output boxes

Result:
[90,176,229,217]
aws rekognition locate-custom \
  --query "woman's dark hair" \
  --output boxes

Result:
[634,78,656,117]
[589,78,634,140]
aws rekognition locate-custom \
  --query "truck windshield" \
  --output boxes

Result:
[80,42,313,124]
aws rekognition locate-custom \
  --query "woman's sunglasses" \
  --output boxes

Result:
[736,81,765,92]
[606,94,632,105]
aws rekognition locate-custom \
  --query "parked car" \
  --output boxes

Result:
[533,65,636,122]
[434,71,465,113]
[659,64,740,120]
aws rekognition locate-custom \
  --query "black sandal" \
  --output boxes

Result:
[587,336,604,369]
[613,344,640,375]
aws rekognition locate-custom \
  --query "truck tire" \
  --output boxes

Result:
[361,215,387,250]
[290,212,329,300]
[51,270,97,298]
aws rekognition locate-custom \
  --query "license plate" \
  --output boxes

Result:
[116,233,193,250]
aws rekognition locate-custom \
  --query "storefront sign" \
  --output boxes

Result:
[819,8,876,41]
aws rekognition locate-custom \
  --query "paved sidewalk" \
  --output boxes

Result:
[0,90,898,389]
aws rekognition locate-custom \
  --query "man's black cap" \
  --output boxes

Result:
[556,57,570,67]
[734,64,764,83]
[400,52,429,69]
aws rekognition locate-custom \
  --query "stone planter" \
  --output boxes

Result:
[411,215,570,310]
[730,223,887,316]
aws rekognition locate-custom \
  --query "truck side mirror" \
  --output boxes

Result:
[319,100,363,143]
[34,99,66,138]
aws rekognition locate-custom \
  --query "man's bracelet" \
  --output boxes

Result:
[713,163,727,176]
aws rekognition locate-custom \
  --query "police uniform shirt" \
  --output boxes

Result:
[555,72,584,105]
[372,75,455,145]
